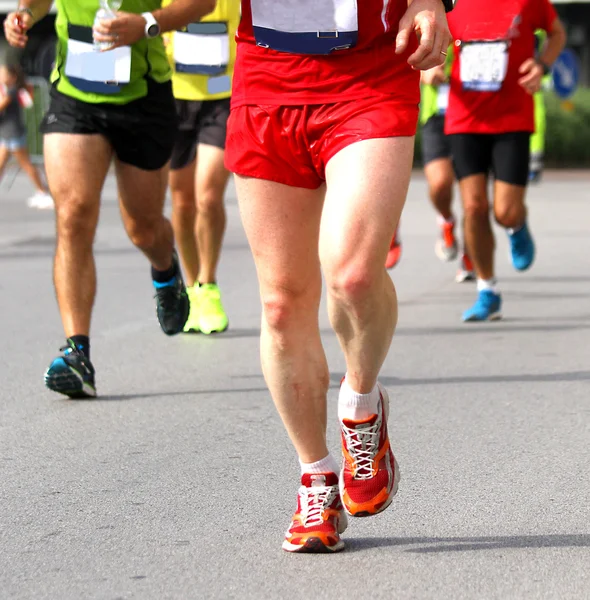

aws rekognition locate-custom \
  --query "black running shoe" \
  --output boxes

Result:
[44,340,96,399]
[153,251,190,335]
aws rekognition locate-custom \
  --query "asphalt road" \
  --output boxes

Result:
[1,169,589,600]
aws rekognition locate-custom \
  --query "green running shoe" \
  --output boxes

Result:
[196,283,229,334]
[183,285,201,333]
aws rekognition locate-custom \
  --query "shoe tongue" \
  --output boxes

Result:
[302,472,337,487]
[342,413,378,429]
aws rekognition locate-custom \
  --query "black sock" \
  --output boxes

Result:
[151,256,178,283]
[69,335,90,359]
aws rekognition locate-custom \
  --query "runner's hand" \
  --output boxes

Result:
[4,11,33,48]
[93,12,147,51]
[518,58,543,94]
[396,0,452,70]
[421,64,447,86]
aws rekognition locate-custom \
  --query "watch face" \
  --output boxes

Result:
[148,23,160,37]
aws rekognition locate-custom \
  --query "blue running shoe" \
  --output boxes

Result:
[462,290,502,322]
[508,223,535,271]
[45,340,96,399]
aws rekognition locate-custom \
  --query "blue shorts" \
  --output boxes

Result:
[0,134,27,151]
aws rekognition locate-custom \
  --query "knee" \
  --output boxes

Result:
[126,219,159,251]
[262,285,315,333]
[55,197,96,242]
[196,187,224,215]
[326,262,377,306]
[429,174,453,199]
[171,191,196,218]
[463,197,489,222]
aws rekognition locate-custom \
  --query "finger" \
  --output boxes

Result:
[407,18,435,66]
[519,58,534,74]
[395,21,411,54]
[412,28,443,70]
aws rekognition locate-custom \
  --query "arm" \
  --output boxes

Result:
[94,0,217,51]
[518,18,567,94]
[3,1,54,48]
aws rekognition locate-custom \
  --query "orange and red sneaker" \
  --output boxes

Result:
[339,384,400,517]
[455,251,476,283]
[282,472,347,553]
[435,220,459,262]
[385,227,402,270]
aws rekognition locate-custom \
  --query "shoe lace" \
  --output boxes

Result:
[155,283,180,312]
[342,418,381,480]
[300,485,337,527]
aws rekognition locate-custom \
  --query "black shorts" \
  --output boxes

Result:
[449,131,531,186]
[170,98,230,170]
[421,115,451,165]
[40,79,178,171]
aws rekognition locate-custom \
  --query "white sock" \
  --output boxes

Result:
[477,278,498,293]
[437,214,455,226]
[299,453,339,476]
[507,224,524,235]
[338,376,380,421]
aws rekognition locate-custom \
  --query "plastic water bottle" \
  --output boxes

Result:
[93,0,123,51]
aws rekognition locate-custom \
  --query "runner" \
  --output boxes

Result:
[0,62,52,209]
[445,0,566,322]
[226,0,453,552]
[4,0,215,398]
[164,0,240,334]
[419,51,475,282]
[530,30,549,184]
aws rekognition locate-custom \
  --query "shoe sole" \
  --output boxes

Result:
[455,271,476,283]
[200,322,229,335]
[282,537,345,553]
[44,361,96,399]
[463,310,502,323]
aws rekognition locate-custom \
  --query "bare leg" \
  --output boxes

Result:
[460,174,494,280]
[13,147,48,193]
[115,159,174,271]
[424,157,454,220]
[493,180,527,229]
[320,137,414,393]
[170,160,199,286]
[235,176,329,463]
[44,134,112,337]
[0,146,11,182]
[195,144,230,284]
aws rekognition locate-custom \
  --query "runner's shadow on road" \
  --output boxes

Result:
[93,387,270,401]
[347,534,590,554]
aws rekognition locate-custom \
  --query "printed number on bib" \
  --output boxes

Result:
[175,22,229,76]
[437,83,450,114]
[460,41,508,92]
[65,25,130,95]
[250,0,358,55]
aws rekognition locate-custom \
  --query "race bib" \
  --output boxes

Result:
[250,0,358,55]
[437,83,450,114]
[174,22,229,76]
[460,41,508,92]
[65,25,131,95]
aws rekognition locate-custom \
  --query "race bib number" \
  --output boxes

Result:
[174,22,229,76]
[437,83,450,114]
[65,25,130,95]
[250,0,358,55]
[460,41,508,92]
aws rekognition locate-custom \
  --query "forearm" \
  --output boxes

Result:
[16,0,53,25]
[153,0,217,34]
[540,19,567,67]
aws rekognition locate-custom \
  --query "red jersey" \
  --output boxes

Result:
[232,0,420,107]
[445,0,557,135]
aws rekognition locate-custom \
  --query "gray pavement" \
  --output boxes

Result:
[1,169,589,600]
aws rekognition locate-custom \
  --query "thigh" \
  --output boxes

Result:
[450,133,492,181]
[170,99,200,171]
[110,81,178,172]
[491,131,530,187]
[43,133,112,221]
[195,143,230,200]
[320,136,414,271]
[235,175,324,297]
[421,115,451,166]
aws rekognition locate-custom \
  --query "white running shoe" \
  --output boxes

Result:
[28,192,54,210]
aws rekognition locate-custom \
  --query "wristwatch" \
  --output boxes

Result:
[441,0,454,12]
[141,12,161,38]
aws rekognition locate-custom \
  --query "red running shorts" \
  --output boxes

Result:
[225,97,419,189]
